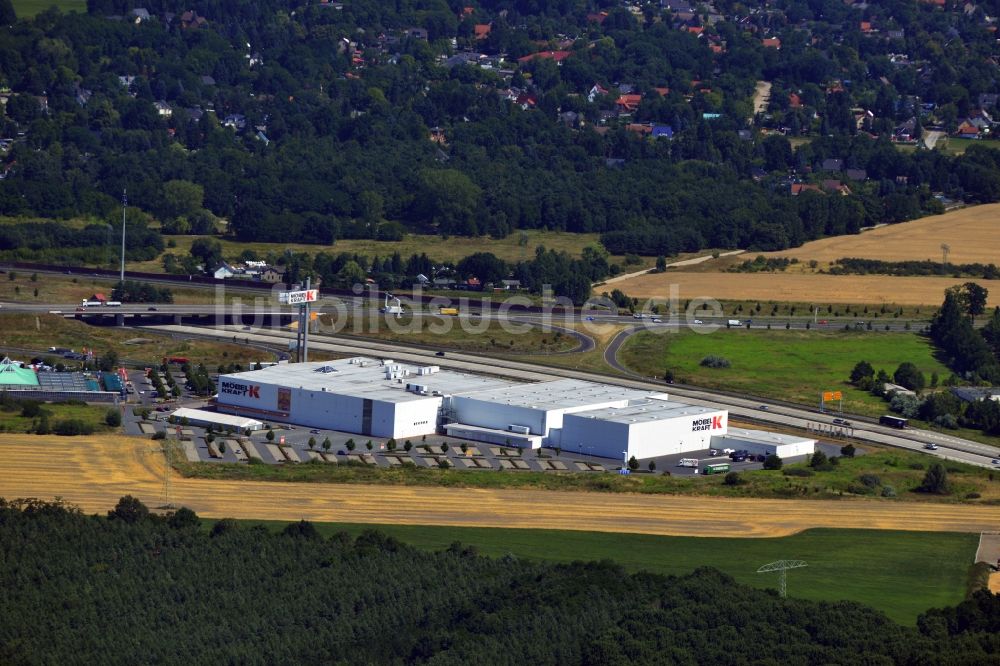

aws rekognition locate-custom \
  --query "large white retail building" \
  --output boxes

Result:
[215,358,811,460]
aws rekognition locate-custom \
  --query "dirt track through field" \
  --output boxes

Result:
[3,436,999,537]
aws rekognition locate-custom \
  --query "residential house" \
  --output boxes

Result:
[179,10,207,29]
[131,8,151,23]
[474,23,491,39]
[517,50,572,64]
[652,124,674,138]
[955,121,981,139]
[500,279,522,290]
[615,94,643,113]
[819,158,843,172]
[790,183,823,196]
[821,180,851,195]
[587,83,609,103]
[154,101,173,117]
[213,263,237,280]
[257,267,283,283]
[405,27,428,40]
[761,37,781,48]
[844,168,868,181]
[223,114,247,131]
[949,387,1000,403]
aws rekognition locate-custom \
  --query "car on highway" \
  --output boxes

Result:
[309,429,320,434]
[832,418,852,426]
[242,325,252,331]
[992,459,1000,465]
[585,316,595,321]
[651,318,662,323]
[758,404,769,411]
[693,319,704,325]
[435,351,445,357]
[147,306,158,311]
[924,443,939,450]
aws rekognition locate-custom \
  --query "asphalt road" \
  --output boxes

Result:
[146,323,999,468]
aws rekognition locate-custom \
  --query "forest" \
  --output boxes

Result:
[0,0,999,256]
[0,496,998,664]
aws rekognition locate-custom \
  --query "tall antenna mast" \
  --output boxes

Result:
[941,243,950,267]
[120,188,127,284]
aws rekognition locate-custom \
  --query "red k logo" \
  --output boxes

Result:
[711,415,724,429]
[249,385,260,399]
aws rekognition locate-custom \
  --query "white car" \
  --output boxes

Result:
[651,318,662,323]
[722,448,735,455]
[924,443,939,451]
[991,459,999,465]
[693,319,704,325]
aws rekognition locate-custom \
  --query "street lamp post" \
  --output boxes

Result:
[120,189,127,284]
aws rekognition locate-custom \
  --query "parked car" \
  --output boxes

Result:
[708,448,720,456]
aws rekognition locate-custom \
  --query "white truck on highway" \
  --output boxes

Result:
[727,319,741,326]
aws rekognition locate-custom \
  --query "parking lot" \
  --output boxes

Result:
[124,404,842,474]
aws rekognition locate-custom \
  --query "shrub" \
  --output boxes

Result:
[699,355,731,369]
[881,485,896,498]
[859,474,881,489]
[763,454,783,470]
[53,419,94,436]
[965,492,981,500]
[105,409,122,427]
[782,468,814,477]
[723,471,744,486]
[809,451,828,468]
[917,463,949,495]
[151,431,166,440]
[438,459,451,470]
[628,456,639,471]
[840,444,856,458]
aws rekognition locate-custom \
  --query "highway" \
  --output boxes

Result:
[145,322,1000,468]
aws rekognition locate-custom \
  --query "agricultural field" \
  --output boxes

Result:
[618,329,952,415]
[177,442,1000,503]
[766,203,1000,266]
[610,270,996,307]
[611,205,1000,306]
[0,313,269,368]
[11,0,85,18]
[242,520,977,624]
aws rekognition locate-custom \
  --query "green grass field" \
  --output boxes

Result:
[231,521,977,624]
[619,329,952,416]
[12,0,85,18]
[0,402,114,434]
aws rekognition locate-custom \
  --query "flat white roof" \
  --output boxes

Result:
[568,400,723,424]
[221,357,515,404]
[457,378,665,411]
[714,428,815,446]
[171,407,262,429]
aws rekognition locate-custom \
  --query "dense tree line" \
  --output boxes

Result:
[0,1,998,254]
[1,496,999,665]
[111,280,173,303]
[831,258,1000,279]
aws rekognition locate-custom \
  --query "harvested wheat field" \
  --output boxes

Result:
[766,204,1000,265]
[2,435,999,537]
[610,271,999,307]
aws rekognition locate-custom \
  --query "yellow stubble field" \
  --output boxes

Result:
[612,205,1000,306]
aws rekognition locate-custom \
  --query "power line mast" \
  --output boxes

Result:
[941,243,950,267]
[756,560,807,598]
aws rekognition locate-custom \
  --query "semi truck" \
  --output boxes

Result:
[879,415,908,429]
